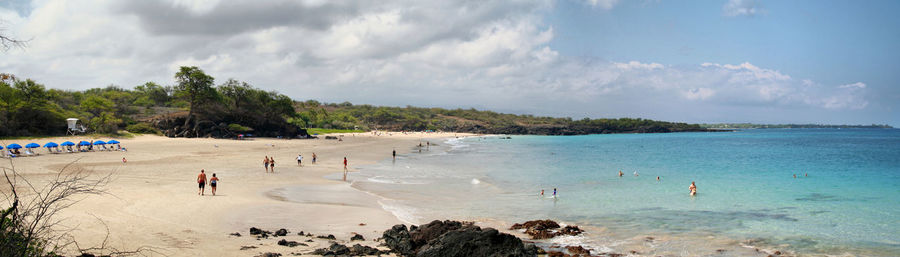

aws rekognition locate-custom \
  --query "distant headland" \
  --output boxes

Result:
[700,123,893,129]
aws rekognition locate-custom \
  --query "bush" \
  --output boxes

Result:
[227,123,253,133]
[125,123,161,135]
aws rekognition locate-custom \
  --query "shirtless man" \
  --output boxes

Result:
[264,156,270,173]
[689,181,697,196]
[197,170,208,195]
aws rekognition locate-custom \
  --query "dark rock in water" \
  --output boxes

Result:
[774,250,782,255]
[274,228,288,237]
[316,234,336,240]
[277,239,303,247]
[350,233,365,241]
[297,231,305,236]
[229,232,241,237]
[239,245,257,250]
[644,236,654,242]
[382,224,415,256]
[510,220,582,239]
[716,249,727,253]
[630,250,638,254]
[255,253,281,257]
[509,219,560,230]
[416,226,537,257]
[557,225,583,236]
[306,239,314,242]
[312,243,350,255]
[566,245,590,255]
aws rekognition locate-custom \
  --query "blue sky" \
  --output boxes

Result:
[0,0,897,126]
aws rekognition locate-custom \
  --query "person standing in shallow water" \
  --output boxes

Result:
[689,181,697,196]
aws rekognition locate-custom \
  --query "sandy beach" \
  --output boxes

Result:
[1,132,469,256]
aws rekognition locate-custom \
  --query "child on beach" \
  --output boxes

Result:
[297,154,302,166]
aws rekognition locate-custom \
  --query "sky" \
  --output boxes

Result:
[0,0,897,126]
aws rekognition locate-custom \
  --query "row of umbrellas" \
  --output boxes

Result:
[3,140,121,150]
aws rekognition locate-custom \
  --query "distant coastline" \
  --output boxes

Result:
[700,123,893,129]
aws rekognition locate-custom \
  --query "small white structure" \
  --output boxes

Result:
[66,118,86,136]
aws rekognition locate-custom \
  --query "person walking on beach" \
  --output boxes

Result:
[264,156,270,173]
[312,153,317,164]
[343,157,348,170]
[122,157,127,164]
[209,173,219,196]
[270,158,276,172]
[392,149,396,160]
[297,154,303,166]
[689,181,697,196]
[197,169,208,196]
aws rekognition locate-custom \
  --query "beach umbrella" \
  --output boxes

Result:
[107,140,120,144]
[61,141,75,146]
[25,143,40,148]
[43,142,58,148]
[0,145,3,149]
[93,140,107,145]
[7,143,22,149]
[78,141,90,146]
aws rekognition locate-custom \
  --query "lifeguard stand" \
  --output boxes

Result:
[66,118,86,136]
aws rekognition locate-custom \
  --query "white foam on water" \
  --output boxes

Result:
[378,199,422,225]
[471,178,481,184]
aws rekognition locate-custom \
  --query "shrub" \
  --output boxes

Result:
[125,123,161,135]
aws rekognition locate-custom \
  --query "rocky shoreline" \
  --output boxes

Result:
[227,219,799,257]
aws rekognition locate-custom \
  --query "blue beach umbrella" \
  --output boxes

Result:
[61,141,75,146]
[43,142,58,148]
[93,140,106,145]
[78,141,90,146]
[0,145,3,149]
[107,140,120,144]
[7,143,22,149]
[25,143,41,148]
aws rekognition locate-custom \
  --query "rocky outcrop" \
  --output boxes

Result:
[350,233,365,241]
[311,243,388,256]
[509,220,582,239]
[381,220,537,257]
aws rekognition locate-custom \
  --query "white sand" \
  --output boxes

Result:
[0,132,471,256]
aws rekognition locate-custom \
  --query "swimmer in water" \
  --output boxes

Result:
[634,171,639,176]
[541,189,544,196]
[689,181,697,196]
[657,176,660,181]
[553,188,557,197]
[618,170,624,177]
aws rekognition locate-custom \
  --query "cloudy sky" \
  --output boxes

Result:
[1,0,898,125]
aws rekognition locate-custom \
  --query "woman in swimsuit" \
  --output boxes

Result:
[209,173,219,196]
[689,181,697,196]
[270,158,275,172]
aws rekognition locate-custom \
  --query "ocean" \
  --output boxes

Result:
[348,129,900,256]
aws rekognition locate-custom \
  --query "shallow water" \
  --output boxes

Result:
[345,129,900,256]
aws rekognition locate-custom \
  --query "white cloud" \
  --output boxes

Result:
[585,0,620,10]
[723,0,765,17]
[0,0,872,125]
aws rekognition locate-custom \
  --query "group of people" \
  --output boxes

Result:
[196,169,219,196]
[618,170,698,196]
[264,156,276,172]
[540,188,558,197]
[296,153,317,166]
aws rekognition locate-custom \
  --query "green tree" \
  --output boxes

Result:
[174,66,216,131]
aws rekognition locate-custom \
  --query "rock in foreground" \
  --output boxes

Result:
[381,220,538,257]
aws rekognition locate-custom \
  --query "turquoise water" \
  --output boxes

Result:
[350,129,900,256]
